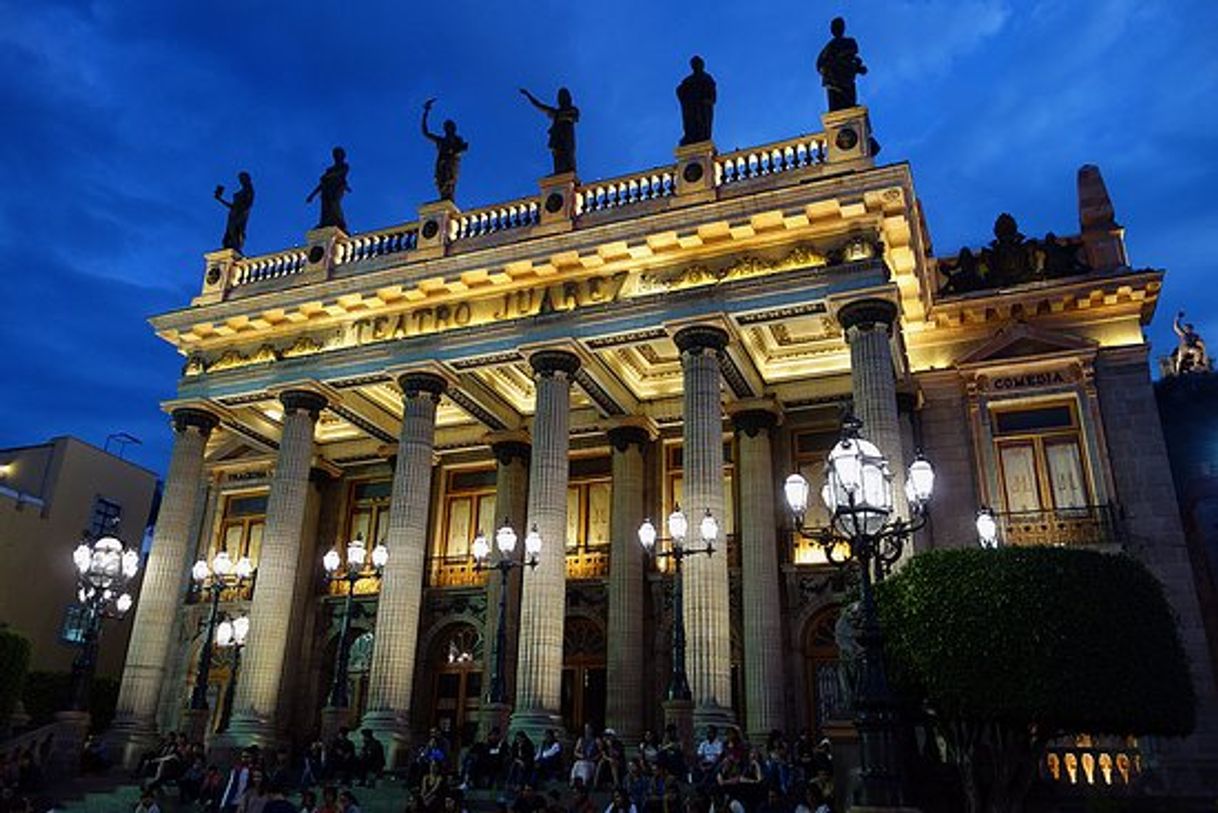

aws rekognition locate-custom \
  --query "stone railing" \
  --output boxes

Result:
[1043,737,1141,789]
[0,720,57,766]
[715,134,827,187]
[576,167,677,215]
[450,197,541,241]
[996,504,1122,548]
[429,555,487,588]
[335,224,418,265]
[231,247,310,287]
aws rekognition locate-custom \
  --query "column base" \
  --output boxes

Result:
[692,701,735,736]
[50,710,91,778]
[478,702,512,741]
[181,707,210,745]
[360,709,412,771]
[320,705,353,742]
[219,712,283,757]
[107,715,161,770]
[508,707,564,749]
[662,698,695,756]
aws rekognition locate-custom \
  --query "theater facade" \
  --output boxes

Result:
[112,105,1217,793]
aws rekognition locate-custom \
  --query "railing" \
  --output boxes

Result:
[1043,736,1141,789]
[715,134,826,187]
[576,168,676,215]
[0,721,57,766]
[231,247,310,287]
[335,225,418,265]
[565,548,610,580]
[429,555,487,588]
[996,504,1122,547]
[450,198,541,241]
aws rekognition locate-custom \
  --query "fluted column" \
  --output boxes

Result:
[111,408,217,766]
[729,403,786,743]
[605,420,653,742]
[478,432,530,737]
[362,372,446,765]
[510,350,579,742]
[839,299,907,516]
[673,325,734,731]
[226,389,326,748]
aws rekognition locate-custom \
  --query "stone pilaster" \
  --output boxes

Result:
[111,408,217,767]
[362,372,446,767]
[672,325,734,731]
[479,432,531,738]
[605,419,655,742]
[729,402,787,743]
[510,350,580,742]
[839,299,908,518]
[225,389,325,749]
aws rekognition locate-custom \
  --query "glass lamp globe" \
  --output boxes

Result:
[700,510,719,545]
[234,556,254,581]
[121,549,139,579]
[784,473,810,517]
[496,523,518,555]
[216,619,234,647]
[232,615,250,645]
[73,544,92,575]
[322,548,341,574]
[192,559,211,584]
[906,454,935,507]
[471,532,490,563]
[346,537,367,569]
[116,593,133,614]
[371,543,389,570]
[976,508,999,549]
[637,519,658,552]
[212,550,234,578]
[524,525,542,557]
[667,507,688,542]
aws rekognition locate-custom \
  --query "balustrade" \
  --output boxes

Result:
[334,225,418,265]
[1043,736,1141,789]
[450,198,541,241]
[995,504,1122,547]
[576,169,676,214]
[715,135,826,187]
[231,248,309,287]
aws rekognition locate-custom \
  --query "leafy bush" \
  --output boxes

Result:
[19,672,117,732]
[0,627,31,724]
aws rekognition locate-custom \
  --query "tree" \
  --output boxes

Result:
[0,626,31,733]
[877,547,1195,813]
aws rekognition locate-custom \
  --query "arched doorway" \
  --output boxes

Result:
[429,623,483,751]
[804,606,848,732]
[561,617,606,734]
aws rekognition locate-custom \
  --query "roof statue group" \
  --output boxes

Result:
[212,17,868,255]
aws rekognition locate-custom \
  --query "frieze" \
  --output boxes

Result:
[634,245,828,294]
[980,366,1077,393]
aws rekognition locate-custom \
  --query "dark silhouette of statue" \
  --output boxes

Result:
[306,147,350,231]
[1040,232,1088,279]
[421,98,468,202]
[520,87,580,175]
[1172,311,1210,375]
[816,17,867,111]
[677,55,717,145]
[214,172,254,253]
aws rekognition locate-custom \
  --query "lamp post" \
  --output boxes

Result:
[976,506,1001,548]
[636,505,718,702]
[189,551,253,711]
[782,415,934,807]
[214,614,249,731]
[472,520,540,705]
[323,535,388,708]
[69,527,140,712]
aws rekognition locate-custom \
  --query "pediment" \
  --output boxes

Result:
[957,321,1097,367]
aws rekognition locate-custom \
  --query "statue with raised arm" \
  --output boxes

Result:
[1172,310,1211,375]
[676,55,717,145]
[421,98,468,202]
[816,16,868,112]
[520,86,580,176]
[213,171,254,253]
[306,146,350,232]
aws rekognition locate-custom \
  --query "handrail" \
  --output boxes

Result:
[335,224,418,265]
[715,133,827,186]
[576,166,676,215]
[231,247,309,287]
[450,197,541,241]
[994,504,1122,547]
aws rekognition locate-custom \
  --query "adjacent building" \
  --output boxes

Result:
[0,436,158,679]
[110,103,1218,796]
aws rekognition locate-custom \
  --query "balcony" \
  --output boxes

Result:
[995,504,1123,548]
[1043,735,1141,790]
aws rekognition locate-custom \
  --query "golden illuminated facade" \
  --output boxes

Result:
[109,106,1216,793]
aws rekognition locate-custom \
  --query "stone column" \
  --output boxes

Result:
[111,408,217,766]
[839,299,908,516]
[362,373,446,767]
[226,389,326,749]
[729,402,787,743]
[605,419,653,743]
[479,433,531,738]
[511,350,579,742]
[672,325,734,731]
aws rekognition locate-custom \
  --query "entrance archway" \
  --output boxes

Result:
[429,623,483,750]
[561,616,606,734]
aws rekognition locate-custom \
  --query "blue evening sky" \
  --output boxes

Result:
[2,1,1216,475]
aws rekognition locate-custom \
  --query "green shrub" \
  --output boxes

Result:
[0,627,32,723]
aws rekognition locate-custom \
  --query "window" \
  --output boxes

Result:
[90,497,122,535]
[662,443,735,567]
[566,456,612,553]
[440,468,497,561]
[347,479,393,546]
[790,430,842,565]
[991,401,1091,514]
[212,492,268,567]
[60,604,90,645]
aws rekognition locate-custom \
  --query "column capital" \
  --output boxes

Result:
[485,430,532,466]
[279,389,328,419]
[398,371,448,401]
[529,349,581,379]
[171,407,220,436]
[727,399,783,437]
[673,324,730,357]
[836,298,898,333]
[606,416,658,452]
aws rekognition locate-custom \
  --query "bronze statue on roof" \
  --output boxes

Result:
[421,99,469,202]
[520,86,580,176]
[306,147,350,232]
[677,55,717,145]
[214,172,254,253]
[816,17,868,112]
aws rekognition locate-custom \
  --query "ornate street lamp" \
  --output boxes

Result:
[637,505,718,701]
[472,520,540,705]
[976,507,1000,548]
[69,526,140,711]
[214,613,249,731]
[783,415,934,807]
[189,551,254,711]
[323,535,388,708]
